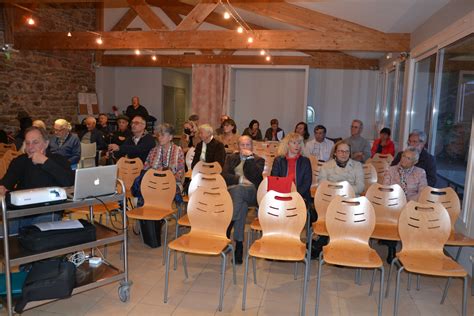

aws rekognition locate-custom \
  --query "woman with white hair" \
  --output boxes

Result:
[49,118,81,168]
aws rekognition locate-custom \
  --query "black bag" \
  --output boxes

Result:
[15,259,76,313]
[139,220,162,248]
[18,219,96,252]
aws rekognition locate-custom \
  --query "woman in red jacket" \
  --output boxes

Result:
[371,127,395,157]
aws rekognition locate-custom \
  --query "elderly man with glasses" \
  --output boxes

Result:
[49,118,81,169]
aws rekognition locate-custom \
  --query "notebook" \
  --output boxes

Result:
[69,165,117,201]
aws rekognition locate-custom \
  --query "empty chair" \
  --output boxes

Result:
[164,187,235,311]
[79,142,97,168]
[386,201,468,316]
[315,196,384,316]
[191,160,222,178]
[362,163,378,195]
[242,190,309,316]
[370,159,389,184]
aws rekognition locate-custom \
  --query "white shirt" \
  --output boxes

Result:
[199,135,213,161]
[304,138,334,162]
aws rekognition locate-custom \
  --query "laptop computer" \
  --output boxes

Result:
[69,165,118,201]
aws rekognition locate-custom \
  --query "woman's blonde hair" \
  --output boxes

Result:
[277,132,304,156]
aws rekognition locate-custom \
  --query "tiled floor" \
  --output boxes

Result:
[5,215,474,316]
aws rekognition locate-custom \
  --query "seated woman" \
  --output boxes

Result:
[264,118,285,141]
[294,122,310,143]
[180,120,200,155]
[371,127,395,158]
[216,118,239,154]
[318,140,365,196]
[143,123,185,198]
[242,119,262,141]
[381,147,427,263]
[271,132,312,206]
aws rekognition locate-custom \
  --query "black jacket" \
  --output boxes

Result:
[191,138,226,169]
[116,133,155,163]
[79,128,107,151]
[271,155,312,203]
[222,153,265,188]
[392,149,437,187]
[125,105,149,121]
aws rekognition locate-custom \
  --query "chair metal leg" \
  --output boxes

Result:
[315,253,325,316]
[416,275,420,291]
[173,214,179,271]
[229,244,237,285]
[407,273,412,291]
[162,219,169,265]
[294,262,298,280]
[163,248,172,303]
[441,247,463,303]
[242,253,250,310]
[300,257,310,316]
[386,258,398,298]
[182,253,188,279]
[378,266,385,316]
[393,266,405,316]
[252,256,257,284]
[218,252,227,311]
[369,269,376,296]
[355,268,362,285]
[462,276,468,316]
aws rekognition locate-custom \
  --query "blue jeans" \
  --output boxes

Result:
[228,185,257,242]
[0,212,62,237]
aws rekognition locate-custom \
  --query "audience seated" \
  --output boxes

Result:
[0,126,75,235]
[110,115,132,146]
[294,122,310,142]
[319,140,365,196]
[97,113,114,141]
[304,124,334,162]
[49,119,81,168]
[191,124,226,169]
[125,96,149,121]
[242,119,262,141]
[216,118,239,154]
[371,127,395,157]
[391,129,437,187]
[79,116,107,151]
[222,135,265,264]
[180,120,201,154]
[215,114,230,136]
[143,123,185,198]
[344,119,371,163]
[108,115,155,163]
[264,118,285,141]
[271,132,312,205]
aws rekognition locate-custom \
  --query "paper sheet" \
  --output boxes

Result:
[34,220,84,231]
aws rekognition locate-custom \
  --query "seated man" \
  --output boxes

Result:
[110,115,132,147]
[97,113,114,142]
[304,124,334,162]
[0,126,75,235]
[344,119,371,163]
[108,114,155,163]
[79,116,107,151]
[222,135,265,264]
[191,124,226,169]
[49,118,81,169]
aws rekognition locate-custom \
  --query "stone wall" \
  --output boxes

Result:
[0,4,97,133]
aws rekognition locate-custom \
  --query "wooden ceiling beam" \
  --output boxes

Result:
[175,1,218,31]
[160,6,182,26]
[101,53,379,69]
[110,8,138,31]
[14,30,410,51]
[127,0,168,30]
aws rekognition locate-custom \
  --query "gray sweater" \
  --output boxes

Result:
[344,135,371,162]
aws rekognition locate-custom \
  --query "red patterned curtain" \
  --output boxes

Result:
[191,64,229,128]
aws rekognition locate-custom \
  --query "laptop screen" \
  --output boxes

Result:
[72,165,118,200]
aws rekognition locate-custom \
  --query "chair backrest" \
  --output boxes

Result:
[258,190,307,241]
[185,147,195,170]
[117,157,144,193]
[314,180,356,221]
[0,143,16,157]
[2,149,21,167]
[362,163,378,193]
[262,153,276,177]
[398,201,451,253]
[140,169,176,209]
[191,161,222,178]
[188,173,227,197]
[265,141,279,155]
[256,176,297,205]
[326,196,375,244]
[365,183,407,224]
[308,155,325,187]
[187,187,233,237]
[80,142,97,168]
[372,153,394,165]
[418,186,460,231]
[370,159,389,184]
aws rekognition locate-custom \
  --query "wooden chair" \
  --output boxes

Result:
[362,163,378,195]
[164,187,235,311]
[265,141,279,155]
[370,159,389,184]
[242,190,309,316]
[0,149,21,179]
[311,180,356,237]
[126,169,177,264]
[191,161,222,178]
[386,201,468,316]
[184,147,195,178]
[261,153,276,177]
[366,183,406,242]
[308,156,325,197]
[117,157,144,209]
[418,186,474,303]
[79,142,97,168]
[372,153,394,165]
[0,143,16,157]
[315,196,384,316]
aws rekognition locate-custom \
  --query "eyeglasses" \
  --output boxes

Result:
[131,121,144,125]
[336,150,350,154]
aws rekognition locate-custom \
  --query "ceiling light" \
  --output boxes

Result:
[260,49,265,56]
[26,17,35,25]
[96,37,103,45]
[223,12,230,19]
[247,37,253,44]
[265,56,271,61]
[237,26,243,34]
[152,55,157,61]
[67,31,72,37]
[135,49,140,55]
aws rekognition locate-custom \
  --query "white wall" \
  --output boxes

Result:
[162,68,192,118]
[307,69,379,141]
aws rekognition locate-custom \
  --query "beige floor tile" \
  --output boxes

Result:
[140,282,190,307]
[84,297,136,316]
[127,303,175,316]
[41,292,102,315]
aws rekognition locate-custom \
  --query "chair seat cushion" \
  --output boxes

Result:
[371,223,400,241]
[323,241,382,268]
[127,206,175,220]
[397,251,467,277]
[169,233,230,255]
[249,237,306,261]
[312,220,328,236]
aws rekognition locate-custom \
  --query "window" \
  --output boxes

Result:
[307,105,315,124]
[384,70,396,130]
[392,61,405,143]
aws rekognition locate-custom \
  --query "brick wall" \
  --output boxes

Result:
[0,4,97,133]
